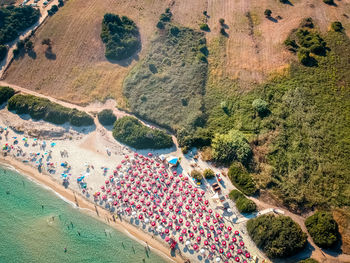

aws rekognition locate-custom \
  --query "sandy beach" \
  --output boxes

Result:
[0,155,182,263]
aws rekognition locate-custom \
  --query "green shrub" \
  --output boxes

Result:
[190,170,203,181]
[156,21,165,29]
[7,94,94,126]
[48,5,58,16]
[0,6,40,45]
[300,17,314,28]
[199,23,210,31]
[0,86,15,104]
[229,189,244,200]
[298,47,312,65]
[159,9,172,22]
[305,211,340,248]
[100,14,140,60]
[219,18,225,25]
[331,21,343,32]
[98,109,117,126]
[252,98,269,116]
[211,129,252,164]
[247,215,307,258]
[229,190,257,213]
[203,168,215,179]
[236,196,257,213]
[228,163,257,195]
[298,259,319,263]
[170,26,180,36]
[112,116,173,149]
[264,9,272,17]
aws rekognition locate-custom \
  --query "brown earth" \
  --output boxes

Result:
[4,0,350,101]
[333,208,350,255]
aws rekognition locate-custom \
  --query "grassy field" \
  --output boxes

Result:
[123,23,208,130]
[202,29,350,212]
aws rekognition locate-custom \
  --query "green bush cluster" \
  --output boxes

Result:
[47,5,58,16]
[0,86,15,104]
[252,98,269,116]
[228,163,257,195]
[7,94,94,126]
[0,6,40,45]
[159,8,172,23]
[203,168,215,179]
[331,21,343,32]
[190,170,203,181]
[211,129,252,164]
[97,109,116,126]
[229,190,257,213]
[100,13,140,60]
[112,116,173,149]
[305,211,340,248]
[247,215,307,258]
[199,23,210,31]
[298,259,319,263]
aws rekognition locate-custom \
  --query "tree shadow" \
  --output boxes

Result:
[222,23,229,29]
[281,0,294,6]
[107,52,140,67]
[45,48,56,60]
[268,16,278,23]
[28,50,37,59]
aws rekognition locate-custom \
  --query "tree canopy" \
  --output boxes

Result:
[100,13,140,60]
[305,211,340,248]
[0,6,40,45]
[211,129,252,164]
[0,86,14,104]
[247,215,307,258]
[98,109,116,126]
[112,116,173,149]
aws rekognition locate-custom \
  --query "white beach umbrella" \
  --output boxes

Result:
[216,257,221,262]
[185,240,191,246]
[200,248,206,254]
[132,211,137,216]
[144,218,150,224]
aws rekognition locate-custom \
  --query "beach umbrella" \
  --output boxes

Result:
[245,253,250,258]
[186,222,190,227]
[214,237,219,242]
[207,233,211,238]
[222,240,226,246]
[204,240,209,245]
[189,233,194,238]
[200,248,206,254]
[225,234,229,239]
[226,252,232,258]
[235,231,239,235]
[193,226,197,231]
[232,237,237,242]
[200,229,204,235]
[139,215,143,220]
[193,244,199,250]
[216,258,221,262]
[165,236,170,242]
[179,236,183,242]
[196,236,201,242]
[175,225,180,231]
[217,230,222,234]
[227,226,232,231]
[179,218,183,223]
[211,245,216,250]
[185,240,191,246]
[151,222,156,226]
[208,209,213,214]
[219,248,224,254]
[229,245,234,250]
[235,257,240,262]
[182,229,187,234]
[237,249,243,254]
[240,241,245,247]
[165,228,169,234]
[144,218,149,224]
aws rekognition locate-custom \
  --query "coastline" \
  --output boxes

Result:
[0,155,184,263]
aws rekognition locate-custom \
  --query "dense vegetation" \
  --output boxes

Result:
[0,44,7,61]
[112,116,173,149]
[199,29,350,212]
[100,13,140,60]
[97,109,116,126]
[229,190,257,213]
[203,168,215,179]
[0,86,14,104]
[305,211,339,248]
[211,129,252,164]
[7,94,94,126]
[228,163,257,196]
[298,259,319,263]
[285,19,327,65]
[0,6,40,45]
[190,170,203,181]
[123,23,208,131]
[247,215,307,258]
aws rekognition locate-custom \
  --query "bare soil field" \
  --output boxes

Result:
[4,0,169,106]
[205,0,350,84]
[4,0,350,102]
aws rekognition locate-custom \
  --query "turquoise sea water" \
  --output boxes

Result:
[0,165,166,263]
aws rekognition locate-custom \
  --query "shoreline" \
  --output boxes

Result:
[0,155,184,263]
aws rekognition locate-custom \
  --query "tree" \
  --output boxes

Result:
[298,47,311,65]
[219,18,225,25]
[331,21,343,32]
[264,9,272,17]
[58,0,64,7]
[199,23,210,31]
[156,21,164,29]
[42,38,52,46]
[247,215,307,258]
[212,129,252,164]
[25,40,33,51]
[0,86,15,104]
[0,45,7,61]
[252,98,269,116]
[305,211,340,249]
[228,163,257,195]
[97,109,117,126]
[203,168,215,179]
[191,170,203,181]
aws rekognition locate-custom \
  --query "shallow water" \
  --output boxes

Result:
[0,165,166,263]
